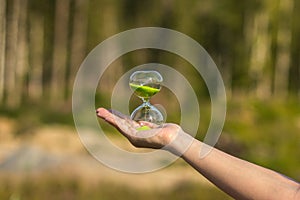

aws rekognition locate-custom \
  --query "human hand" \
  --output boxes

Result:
[96,107,182,150]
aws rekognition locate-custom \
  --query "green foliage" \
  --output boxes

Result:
[222,98,300,180]
[0,102,74,136]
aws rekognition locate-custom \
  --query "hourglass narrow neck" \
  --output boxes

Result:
[141,97,151,106]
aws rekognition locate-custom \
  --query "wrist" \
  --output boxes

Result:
[163,128,195,156]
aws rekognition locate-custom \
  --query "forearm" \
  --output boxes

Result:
[171,131,300,199]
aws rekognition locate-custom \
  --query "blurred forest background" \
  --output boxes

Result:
[0,0,299,199]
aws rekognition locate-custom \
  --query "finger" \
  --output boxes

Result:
[108,109,130,120]
[96,108,135,135]
[96,107,119,126]
[109,109,140,128]
[96,108,139,129]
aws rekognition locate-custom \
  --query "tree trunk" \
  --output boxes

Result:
[273,0,293,98]
[100,2,123,94]
[68,0,88,97]
[5,0,20,108]
[14,0,28,106]
[247,4,271,98]
[0,0,6,104]
[289,0,300,97]
[28,11,44,101]
[51,0,70,104]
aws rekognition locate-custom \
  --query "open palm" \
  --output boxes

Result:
[96,108,181,150]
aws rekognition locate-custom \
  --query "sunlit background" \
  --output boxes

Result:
[0,0,299,199]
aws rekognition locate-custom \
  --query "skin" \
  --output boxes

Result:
[96,107,300,200]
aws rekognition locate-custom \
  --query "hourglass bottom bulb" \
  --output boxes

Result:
[130,104,164,125]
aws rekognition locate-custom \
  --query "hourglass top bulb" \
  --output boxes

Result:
[129,70,163,99]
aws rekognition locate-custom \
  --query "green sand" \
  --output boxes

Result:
[129,83,160,98]
[136,125,151,131]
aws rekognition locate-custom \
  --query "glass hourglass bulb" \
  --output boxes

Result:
[129,70,164,125]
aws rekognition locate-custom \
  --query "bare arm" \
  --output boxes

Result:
[175,133,300,199]
[96,108,300,200]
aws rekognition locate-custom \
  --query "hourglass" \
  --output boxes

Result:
[129,70,164,125]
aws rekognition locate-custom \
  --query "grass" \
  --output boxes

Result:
[0,102,74,136]
[0,175,231,200]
